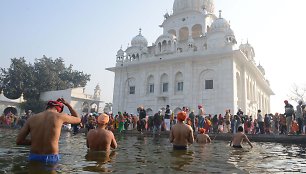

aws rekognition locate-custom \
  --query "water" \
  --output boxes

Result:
[1,128,306,174]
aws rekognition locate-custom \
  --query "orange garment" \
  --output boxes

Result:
[292,121,299,133]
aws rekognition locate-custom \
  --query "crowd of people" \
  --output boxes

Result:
[70,100,306,137]
[0,97,302,165]
[0,110,32,128]
[6,99,305,137]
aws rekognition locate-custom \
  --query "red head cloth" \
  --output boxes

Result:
[97,113,109,125]
[199,128,206,134]
[177,111,187,122]
[47,101,64,113]
[198,105,202,109]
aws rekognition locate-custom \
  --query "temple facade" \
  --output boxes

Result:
[107,0,274,117]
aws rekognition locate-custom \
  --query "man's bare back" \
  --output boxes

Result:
[196,133,211,144]
[230,126,253,148]
[170,112,194,148]
[87,128,117,151]
[87,114,117,151]
[16,99,81,155]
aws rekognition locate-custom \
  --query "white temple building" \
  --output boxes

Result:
[107,0,274,117]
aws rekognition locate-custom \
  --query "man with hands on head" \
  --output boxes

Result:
[16,98,81,163]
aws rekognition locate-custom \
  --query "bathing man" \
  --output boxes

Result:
[87,113,117,151]
[170,111,194,150]
[230,126,253,148]
[16,98,81,163]
[196,128,211,144]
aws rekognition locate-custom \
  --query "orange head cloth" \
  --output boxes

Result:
[177,111,187,122]
[199,128,206,134]
[97,113,110,125]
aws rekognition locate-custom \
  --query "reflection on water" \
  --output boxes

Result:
[1,128,306,173]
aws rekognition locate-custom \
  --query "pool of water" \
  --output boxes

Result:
[1,128,306,173]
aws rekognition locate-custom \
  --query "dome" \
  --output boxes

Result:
[117,47,124,56]
[173,0,214,15]
[210,11,230,32]
[131,29,148,47]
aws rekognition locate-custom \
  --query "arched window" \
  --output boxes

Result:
[147,75,154,94]
[175,72,184,93]
[179,27,189,41]
[160,73,169,93]
[126,78,136,95]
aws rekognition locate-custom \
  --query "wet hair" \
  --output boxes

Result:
[238,126,243,132]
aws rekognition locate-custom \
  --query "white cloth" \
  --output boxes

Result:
[164,119,171,131]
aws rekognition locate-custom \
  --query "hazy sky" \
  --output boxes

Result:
[1,0,305,113]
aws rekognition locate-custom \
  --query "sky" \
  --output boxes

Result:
[1,0,305,113]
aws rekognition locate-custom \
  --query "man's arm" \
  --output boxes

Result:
[188,128,194,144]
[16,121,31,145]
[59,98,81,124]
[207,135,211,143]
[244,134,253,148]
[111,133,118,149]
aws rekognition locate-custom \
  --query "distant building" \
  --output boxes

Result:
[40,85,103,114]
[0,90,25,115]
[0,85,103,116]
[107,0,274,116]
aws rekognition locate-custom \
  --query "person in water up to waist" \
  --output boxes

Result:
[87,113,117,151]
[170,111,194,150]
[16,98,81,163]
[230,126,253,149]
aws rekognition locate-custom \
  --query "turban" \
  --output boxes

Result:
[177,111,187,122]
[198,105,202,108]
[47,101,64,113]
[199,128,206,134]
[97,113,109,125]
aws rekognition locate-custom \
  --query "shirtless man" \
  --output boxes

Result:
[16,98,81,163]
[230,126,253,148]
[170,111,194,150]
[87,113,117,151]
[196,128,211,144]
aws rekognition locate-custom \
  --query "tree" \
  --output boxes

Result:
[288,83,306,103]
[0,56,91,113]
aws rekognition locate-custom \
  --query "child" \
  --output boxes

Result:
[196,128,211,144]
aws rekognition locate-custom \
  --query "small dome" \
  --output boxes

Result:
[117,47,124,56]
[210,10,230,32]
[131,29,148,47]
[257,63,265,76]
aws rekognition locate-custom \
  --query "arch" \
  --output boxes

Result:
[82,102,89,113]
[90,103,98,113]
[158,42,162,52]
[160,73,169,93]
[175,72,184,92]
[192,24,203,38]
[168,29,176,37]
[179,27,189,41]
[4,107,17,115]
[198,69,216,114]
[162,40,167,52]
[147,75,154,94]
[125,77,136,95]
